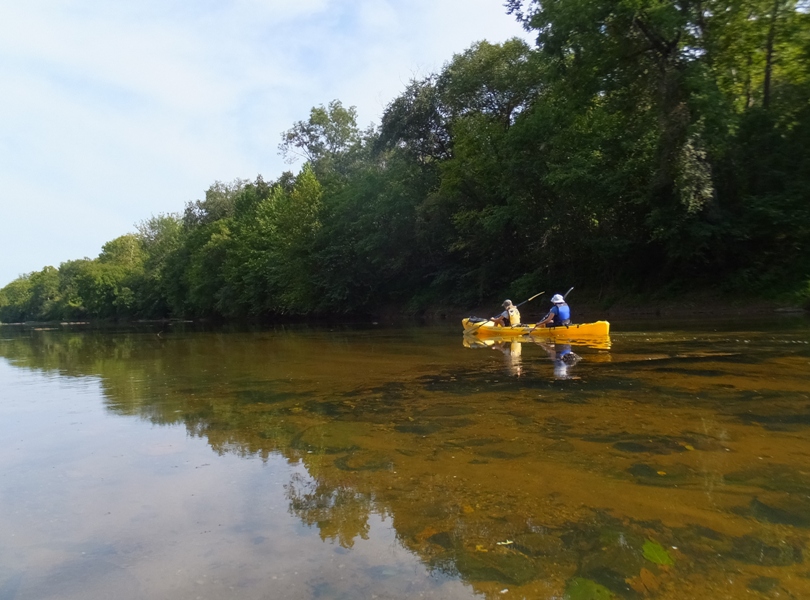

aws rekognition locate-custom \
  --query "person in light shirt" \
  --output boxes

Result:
[491,299,520,327]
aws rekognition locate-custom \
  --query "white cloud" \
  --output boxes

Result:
[0,0,531,286]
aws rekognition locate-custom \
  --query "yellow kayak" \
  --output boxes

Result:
[462,317,610,339]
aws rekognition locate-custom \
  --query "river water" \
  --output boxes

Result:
[1,318,809,599]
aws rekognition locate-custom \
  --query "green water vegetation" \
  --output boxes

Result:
[3,0,809,322]
[564,577,614,600]
[642,539,675,566]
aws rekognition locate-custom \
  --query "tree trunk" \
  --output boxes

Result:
[763,0,780,109]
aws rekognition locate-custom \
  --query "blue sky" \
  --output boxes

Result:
[0,1,531,287]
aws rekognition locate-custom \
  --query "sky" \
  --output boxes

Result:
[0,1,532,287]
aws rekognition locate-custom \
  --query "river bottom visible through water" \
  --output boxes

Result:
[1,318,809,600]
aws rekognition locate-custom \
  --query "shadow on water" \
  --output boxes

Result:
[1,318,810,598]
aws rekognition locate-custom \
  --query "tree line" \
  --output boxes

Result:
[2,0,809,322]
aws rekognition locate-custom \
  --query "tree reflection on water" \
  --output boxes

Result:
[287,471,372,548]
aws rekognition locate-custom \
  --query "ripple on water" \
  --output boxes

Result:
[725,464,810,495]
[334,451,393,472]
[742,497,810,528]
[626,462,695,487]
[292,422,374,453]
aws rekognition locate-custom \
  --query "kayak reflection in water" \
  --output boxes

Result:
[490,340,522,377]
[537,341,581,379]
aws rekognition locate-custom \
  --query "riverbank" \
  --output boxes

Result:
[2,291,807,329]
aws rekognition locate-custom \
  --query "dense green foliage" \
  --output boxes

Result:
[2,1,809,322]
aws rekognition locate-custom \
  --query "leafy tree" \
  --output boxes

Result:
[184,219,234,317]
[221,166,323,315]
[312,151,435,310]
[500,0,809,289]
[27,266,61,320]
[97,234,143,266]
[69,235,147,319]
[377,76,452,163]
[57,259,91,319]
[73,262,131,318]
[438,38,544,128]
[136,213,184,317]
[0,276,33,322]
[279,100,363,178]
[183,179,249,228]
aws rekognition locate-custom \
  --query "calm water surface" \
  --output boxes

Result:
[1,319,809,599]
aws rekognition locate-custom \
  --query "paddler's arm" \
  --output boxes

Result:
[490,310,508,326]
[535,310,554,327]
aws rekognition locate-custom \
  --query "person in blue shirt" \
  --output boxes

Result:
[535,294,571,328]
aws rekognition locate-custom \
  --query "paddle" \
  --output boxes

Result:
[516,291,547,309]
[468,291,545,332]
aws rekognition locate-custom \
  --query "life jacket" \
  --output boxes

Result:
[506,306,521,326]
[551,303,570,326]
